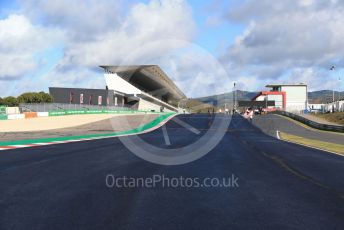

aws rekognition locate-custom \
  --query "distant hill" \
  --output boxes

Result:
[193,90,344,107]
[193,90,257,107]
[308,90,344,103]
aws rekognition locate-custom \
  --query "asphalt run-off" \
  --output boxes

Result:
[0,114,343,229]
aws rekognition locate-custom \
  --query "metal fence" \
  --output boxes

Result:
[19,103,135,113]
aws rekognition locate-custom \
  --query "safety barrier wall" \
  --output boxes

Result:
[0,114,7,120]
[6,107,20,115]
[24,112,38,119]
[7,114,25,120]
[274,110,344,133]
[0,106,6,120]
[19,103,133,113]
[48,109,161,116]
[0,109,169,121]
[37,112,49,117]
[0,106,6,114]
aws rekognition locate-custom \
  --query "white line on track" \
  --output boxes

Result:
[9,145,30,148]
[172,117,200,135]
[34,142,54,145]
[162,125,171,146]
[0,148,11,150]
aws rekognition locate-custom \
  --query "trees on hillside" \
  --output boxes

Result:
[17,92,52,103]
[38,91,53,103]
[0,96,18,106]
[0,92,52,106]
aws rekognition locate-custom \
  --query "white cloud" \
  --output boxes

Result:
[2,0,343,97]
[0,14,63,80]
[223,0,344,91]
[0,0,197,96]
[19,0,123,41]
[18,0,195,68]
[205,16,222,28]
[155,42,232,98]
[59,0,195,68]
[287,67,341,91]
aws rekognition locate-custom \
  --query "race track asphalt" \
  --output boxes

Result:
[0,114,343,230]
[252,113,344,144]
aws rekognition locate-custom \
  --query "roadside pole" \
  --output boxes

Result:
[330,65,336,112]
[232,82,236,114]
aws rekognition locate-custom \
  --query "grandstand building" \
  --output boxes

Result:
[100,65,185,112]
[49,65,186,112]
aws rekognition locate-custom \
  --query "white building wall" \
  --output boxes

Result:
[281,86,307,112]
[138,99,175,112]
[104,73,141,95]
[255,95,266,101]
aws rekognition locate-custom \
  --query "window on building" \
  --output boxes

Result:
[272,86,281,92]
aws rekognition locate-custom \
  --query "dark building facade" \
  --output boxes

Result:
[49,87,125,106]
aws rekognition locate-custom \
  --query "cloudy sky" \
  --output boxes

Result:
[0,0,343,97]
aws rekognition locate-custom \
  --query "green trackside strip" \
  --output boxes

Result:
[0,112,175,146]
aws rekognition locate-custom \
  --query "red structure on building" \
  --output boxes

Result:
[251,91,286,111]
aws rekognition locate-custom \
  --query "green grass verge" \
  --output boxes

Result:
[314,112,344,126]
[279,131,344,155]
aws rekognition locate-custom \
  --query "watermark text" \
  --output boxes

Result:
[105,174,239,189]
